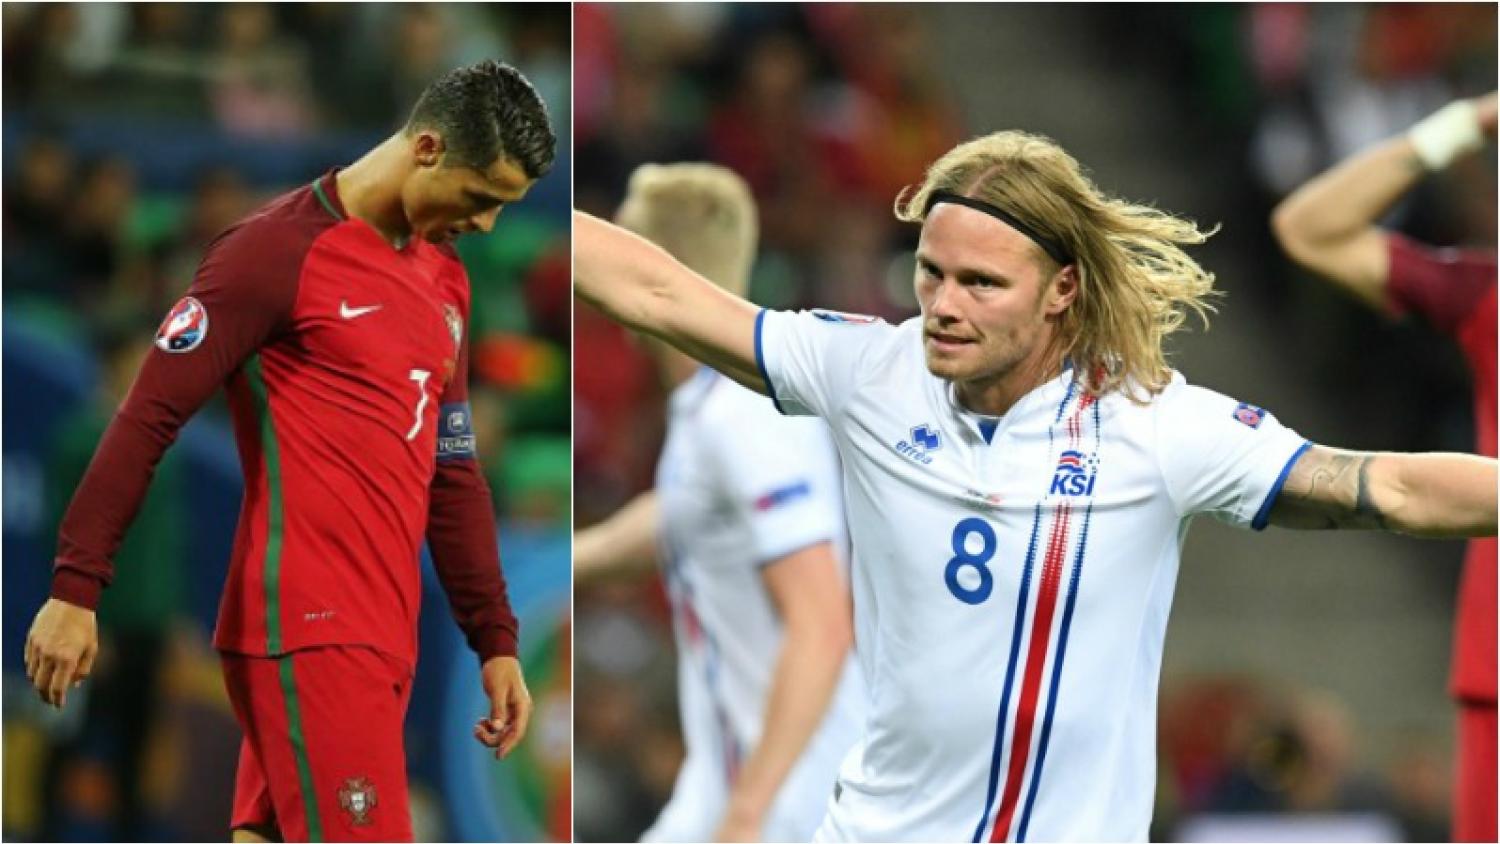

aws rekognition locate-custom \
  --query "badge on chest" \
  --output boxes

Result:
[1050,449,1099,497]
[443,304,463,353]
[895,423,943,466]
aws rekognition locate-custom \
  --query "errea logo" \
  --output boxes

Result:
[895,424,941,466]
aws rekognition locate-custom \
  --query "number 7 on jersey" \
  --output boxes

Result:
[407,368,431,441]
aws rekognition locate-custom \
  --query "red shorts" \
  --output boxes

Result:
[222,647,414,842]
[1456,701,1498,842]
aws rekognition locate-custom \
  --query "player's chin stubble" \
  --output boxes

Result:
[927,344,1003,387]
[925,331,1032,387]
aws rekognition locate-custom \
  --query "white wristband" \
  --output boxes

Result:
[1408,100,1484,171]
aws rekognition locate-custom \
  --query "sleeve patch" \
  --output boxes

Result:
[437,402,477,460]
[754,480,811,511]
[810,309,878,325]
[1232,402,1265,429]
[155,297,209,353]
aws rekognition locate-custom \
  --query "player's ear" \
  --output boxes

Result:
[412,131,446,168]
[1044,264,1078,316]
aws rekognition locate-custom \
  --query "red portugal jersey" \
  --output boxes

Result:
[51,171,517,668]
[1387,233,1496,703]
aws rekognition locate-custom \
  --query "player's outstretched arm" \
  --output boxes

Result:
[1267,445,1497,537]
[574,210,766,394]
[574,491,660,583]
[717,541,853,842]
[1271,92,1497,308]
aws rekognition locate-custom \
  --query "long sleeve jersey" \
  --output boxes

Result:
[51,171,518,667]
[1387,233,1496,703]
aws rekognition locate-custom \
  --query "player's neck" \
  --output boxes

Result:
[954,346,1067,417]
[336,136,415,247]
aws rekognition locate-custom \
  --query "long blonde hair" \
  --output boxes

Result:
[616,163,759,297]
[895,130,1219,399]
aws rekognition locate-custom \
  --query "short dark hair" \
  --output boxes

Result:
[405,59,556,179]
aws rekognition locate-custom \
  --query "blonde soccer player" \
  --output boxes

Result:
[574,132,1497,842]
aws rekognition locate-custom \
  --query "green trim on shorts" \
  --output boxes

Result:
[278,655,324,841]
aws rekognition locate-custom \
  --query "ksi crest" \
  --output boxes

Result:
[337,777,377,826]
[444,304,463,353]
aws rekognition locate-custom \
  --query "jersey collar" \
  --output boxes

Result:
[311,168,350,221]
[314,167,423,253]
[943,360,1077,446]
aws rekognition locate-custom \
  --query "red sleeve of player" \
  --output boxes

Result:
[427,307,520,662]
[1386,232,1498,335]
[51,219,303,609]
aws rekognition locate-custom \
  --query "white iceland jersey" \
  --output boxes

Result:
[755,310,1309,843]
[643,367,866,843]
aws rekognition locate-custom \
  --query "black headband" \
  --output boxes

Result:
[924,190,1072,266]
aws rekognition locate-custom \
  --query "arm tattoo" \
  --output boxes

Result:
[1270,447,1390,530]
[1353,455,1389,530]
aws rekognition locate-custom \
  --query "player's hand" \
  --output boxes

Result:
[475,655,531,760]
[1474,91,1498,138]
[24,598,98,708]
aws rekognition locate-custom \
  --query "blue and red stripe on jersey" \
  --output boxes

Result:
[974,387,1100,842]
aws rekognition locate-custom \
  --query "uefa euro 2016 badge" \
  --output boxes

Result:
[444,304,463,353]
[1232,402,1267,429]
[155,296,208,353]
[810,309,878,325]
[338,777,377,826]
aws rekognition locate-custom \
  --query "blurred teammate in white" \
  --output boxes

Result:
[575,164,864,842]
[574,132,1498,842]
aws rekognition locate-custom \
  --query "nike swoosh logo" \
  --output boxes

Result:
[340,301,383,319]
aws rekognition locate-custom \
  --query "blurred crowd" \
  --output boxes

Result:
[3,3,571,137]
[3,3,570,841]
[573,2,962,525]
[572,4,1494,841]
[1151,2,1495,452]
[1155,676,1453,841]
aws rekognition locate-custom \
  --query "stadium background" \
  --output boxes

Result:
[2,4,571,841]
[572,3,1496,841]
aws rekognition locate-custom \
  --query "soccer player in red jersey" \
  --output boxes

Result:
[23,60,557,842]
[1273,91,1498,841]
